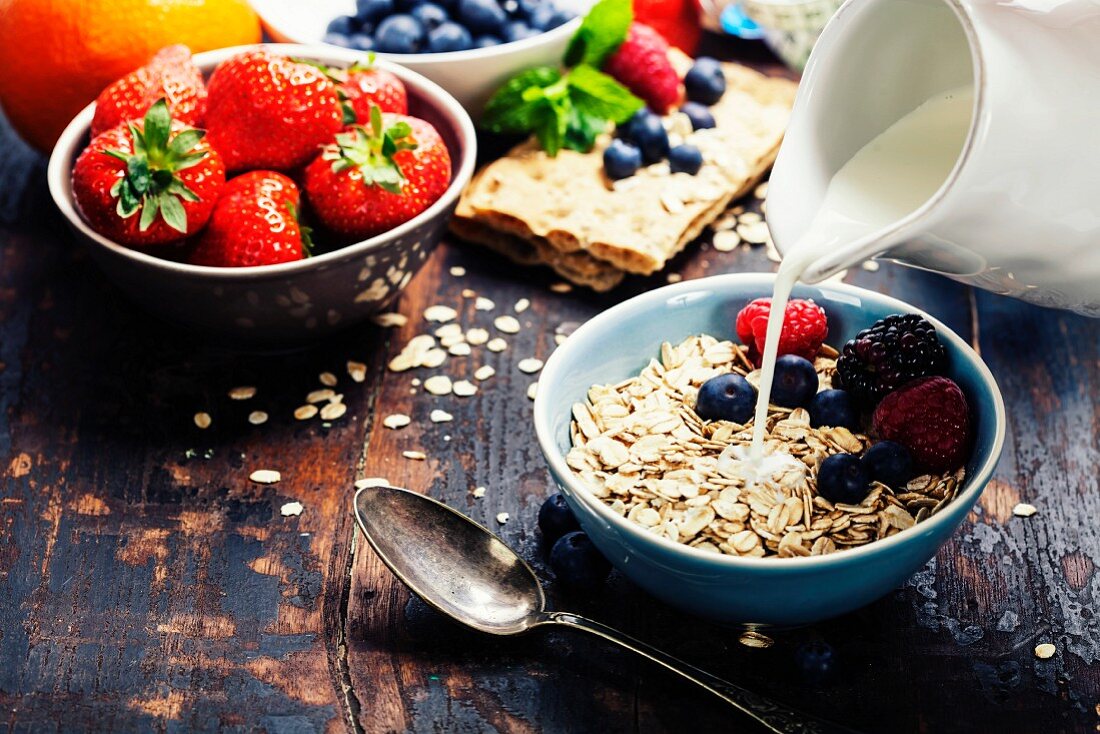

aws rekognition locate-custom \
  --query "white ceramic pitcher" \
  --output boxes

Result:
[766,0,1100,316]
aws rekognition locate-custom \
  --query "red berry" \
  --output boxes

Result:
[339,65,408,121]
[304,109,451,239]
[735,297,828,364]
[633,0,701,54]
[73,101,224,248]
[189,171,307,268]
[91,45,207,137]
[872,376,971,472]
[204,50,342,172]
[602,23,682,114]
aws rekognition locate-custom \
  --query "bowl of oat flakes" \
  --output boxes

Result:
[533,273,1005,626]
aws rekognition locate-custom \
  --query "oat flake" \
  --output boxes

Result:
[1034,643,1056,659]
[319,372,338,387]
[514,298,530,313]
[248,411,269,426]
[449,342,472,357]
[474,365,495,381]
[527,383,538,400]
[250,469,281,484]
[347,361,367,383]
[294,404,318,420]
[472,486,487,498]
[496,512,509,524]
[383,414,411,429]
[518,358,544,374]
[307,389,335,404]
[424,375,453,396]
[1013,502,1038,517]
[355,477,390,489]
[403,450,427,461]
[487,338,507,352]
[280,501,303,517]
[193,412,212,429]
[373,313,408,328]
[430,409,453,423]
[466,328,490,345]
[453,380,478,397]
[494,316,520,334]
[449,266,466,277]
[424,305,458,323]
[320,402,347,421]
[229,386,256,400]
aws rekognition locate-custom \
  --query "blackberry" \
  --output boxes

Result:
[835,313,947,405]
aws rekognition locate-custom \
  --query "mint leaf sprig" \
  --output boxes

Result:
[480,0,642,157]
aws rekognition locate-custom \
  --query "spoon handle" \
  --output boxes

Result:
[544,612,859,734]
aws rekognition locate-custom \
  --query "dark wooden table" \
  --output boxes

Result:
[1,37,1098,734]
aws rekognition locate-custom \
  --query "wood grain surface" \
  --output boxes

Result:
[1,37,1098,734]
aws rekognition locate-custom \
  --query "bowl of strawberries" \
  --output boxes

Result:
[47,43,476,346]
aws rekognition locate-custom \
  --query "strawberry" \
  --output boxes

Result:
[736,297,828,364]
[72,100,225,247]
[602,23,682,113]
[189,171,309,267]
[872,376,972,472]
[338,63,408,122]
[303,108,451,239]
[91,45,207,137]
[204,50,342,172]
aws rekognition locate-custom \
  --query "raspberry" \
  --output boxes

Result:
[872,377,971,472]
[603,23,682,113]
[735,297,828,364]
[835,313,947,406]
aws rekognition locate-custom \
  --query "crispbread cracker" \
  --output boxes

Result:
[450,61,796,287]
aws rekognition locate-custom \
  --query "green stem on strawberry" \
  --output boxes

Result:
[102,99,208,234]
[321,105,417,194]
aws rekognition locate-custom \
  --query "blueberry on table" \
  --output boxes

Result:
[472,34,502,47]
[685,56,727,105]
[502,20,538,41]
[680,101,716,130]
[427,21,473,51]
[669,144,703,175]
[374,14,426,52]
[550,531,611,589]
[794,640,838,687]
[769,354,818,408]
[817,453,871,504]
[357,0,395,22]
[459,0,507,34]
[538,492,580,543]
[411,2,449,29]
[602,139,642,180]
[861,440,915,488]
[348,33,376,50]
[327,15,357,35]
[695,373,755,423]
[807,388,859,430]
[621,109,668,164]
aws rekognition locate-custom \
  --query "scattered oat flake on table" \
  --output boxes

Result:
[739,211,763,225]
[319,372,338,387]
[453,380,478,397]
[248,411,268,426]
[1013,503,1038,517]
[667,273,682,283]
[472,486,486,498]
[435,323,463,339]
[294,404,318,420]
[250,469,281,484]
[474,365,495,381]
[461,288,477,298]
[738,631,774,649]
[424,375,453,395]
[527,383,538,400]
[1034,643,1056,659]
[466,328,489,345]
[388,334,438,372]
[737,221,769,244]
[518,358,544,374]
[713,230,742,252]
[280,501,303,517]
[448,342,472,357]
[383,414,411,429]
[449,266,466,276]
[754,181,769,199]
[421,349,448,368]
[862,260,881,272]
[494,316,520,334]
[514,298,530,313]
[430,409,453,423]
[228,386,256,400]
[487,338,507,352]
[554,334,567,346]
[347,361,367,383]
[355,477,391,489]
[424,305,458,323]
[496,512,509,524]
[307,389,335,403]
[373,312,408,328]
[320,402,347,421]
[403,450,427,461]
[549,282,573,293]
[475,297,495,311]
[193,412,212,429]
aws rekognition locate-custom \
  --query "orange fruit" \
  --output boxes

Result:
[0,0,261,152]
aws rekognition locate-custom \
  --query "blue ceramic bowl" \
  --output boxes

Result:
[533,273,1005,626]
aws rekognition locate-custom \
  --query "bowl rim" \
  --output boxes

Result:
[533,272,1007,571]
[251,0,584,64]
[46,43,478,282]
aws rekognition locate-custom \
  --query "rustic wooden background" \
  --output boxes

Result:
[1,37,1098,734]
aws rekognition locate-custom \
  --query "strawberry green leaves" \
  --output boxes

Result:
[480,0,640,156]
[104,99,208,234]
[323,105,418,194]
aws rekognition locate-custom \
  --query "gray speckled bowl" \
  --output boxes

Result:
[47,43,476,347]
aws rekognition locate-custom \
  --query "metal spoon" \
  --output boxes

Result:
[353,485,858,734]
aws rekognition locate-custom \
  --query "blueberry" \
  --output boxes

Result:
[427,21,472,51]
[528,3,572,30]
[669,144,703,175]
[472,34,502,47]
[680,101,716,131]
[394,0,426,11]
[502,20,539,41]
[323,32,353,47]
[794,640,837,687]
[411,2,448,29]
[356,0,395,22]
[817,453,871,504]
[516,0,541,16]
[621,110,668,164]
[538,493,580,543]
[501,0,521,15]
[458,0,507,34]
[807,388,859,430]
[348,33,376,50]
[550,531,611,589]
[695,373,755,423]
[769,354,818,407]
[684,56,726,105]
[602,139,642,180]
[327,15,357,35]
[861,440,914,488]
[374,14,426,52]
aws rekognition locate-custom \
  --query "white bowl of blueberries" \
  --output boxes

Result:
[253,0,588,116]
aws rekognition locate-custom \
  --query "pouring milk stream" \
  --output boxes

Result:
[737,86,974,475]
